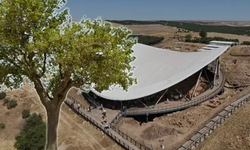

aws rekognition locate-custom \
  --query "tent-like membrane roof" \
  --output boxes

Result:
[91,43,229,101]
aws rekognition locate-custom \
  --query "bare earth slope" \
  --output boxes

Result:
[0,85,123,150]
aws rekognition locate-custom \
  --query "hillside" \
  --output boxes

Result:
[110,22,250,45]
[186,21,250,27]
[0,85,123,150]
[108,20,250,35]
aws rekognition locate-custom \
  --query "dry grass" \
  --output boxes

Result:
[195,101,250,150]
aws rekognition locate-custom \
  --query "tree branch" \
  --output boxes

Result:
[55,79,84,109]
[38,53,47,78]
[58,63,63,79]
[32,76,50,107]
[56,79,73,106]
[52,70,71,100]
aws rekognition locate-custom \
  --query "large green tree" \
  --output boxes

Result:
[0,0,136,150]
[185,34,192,42]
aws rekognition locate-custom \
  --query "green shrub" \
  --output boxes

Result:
[7,99,17,109]
[199,30,207,38]
[128,35,164,45]
[185,34,192,42]
[14,113,46,150]
[3,98,9,106]
[0,92,6,100]
[0,123,5,129]
[22,109,30,119]
[241,41,250,45]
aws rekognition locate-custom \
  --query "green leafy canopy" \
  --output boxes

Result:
[0,0,137,101]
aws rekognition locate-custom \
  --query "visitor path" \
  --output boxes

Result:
[64,97,139,150]
[64,69,225,150]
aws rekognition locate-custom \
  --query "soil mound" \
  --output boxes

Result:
[123,118,140,126]
[141,124,183,140]
[230,46,250,56]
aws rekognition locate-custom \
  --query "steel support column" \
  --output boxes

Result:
[175,89,189,101]
[153,89,168,108]
[217,57,220,79]
[139,99,150,109]
[146,113,149,123]
[213,57,219,86]
[191,69,203,100]
[204,69,210,83]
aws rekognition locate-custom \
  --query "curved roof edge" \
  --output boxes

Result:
[91,43,229,101]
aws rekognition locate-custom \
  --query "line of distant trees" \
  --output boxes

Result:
[129,35,164,45]
[107,20,250,36]
[185,30,239,44]
[241,41,250,45]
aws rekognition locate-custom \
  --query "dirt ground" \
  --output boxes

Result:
[0,85,123,150]
[221,46,250,87]
[195,101,250,150]
[119,87,238,150]
[118,45,250,150]
[111,23,250,44]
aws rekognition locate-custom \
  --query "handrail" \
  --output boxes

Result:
[123,69,226,116]
[64,98,139,150]
[110,112,123,128]
[82,92,99,108]
[179,92,250,150]
[113,127,153,150]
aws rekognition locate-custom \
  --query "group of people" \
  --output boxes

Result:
[100,104,111,129]
[71,100,81,111]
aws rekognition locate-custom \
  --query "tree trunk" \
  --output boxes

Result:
[45,104,61,150]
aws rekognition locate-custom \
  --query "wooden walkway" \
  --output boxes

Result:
[64,98,139,150]
[123,69,225,116]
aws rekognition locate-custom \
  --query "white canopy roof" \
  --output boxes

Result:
[91,43,229,101]
[209,41,239,45]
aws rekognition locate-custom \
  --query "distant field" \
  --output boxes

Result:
[128,35,164,45]
[107,20,250,36]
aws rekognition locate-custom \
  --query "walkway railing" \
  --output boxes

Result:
[64,97,139,150]
[123,70,226,116]
[178,91,250,150]
[110,112,123,128]
[110,112,153,150]
[112,127,153,150]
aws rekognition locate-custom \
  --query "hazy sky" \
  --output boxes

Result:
[64,0,250,21]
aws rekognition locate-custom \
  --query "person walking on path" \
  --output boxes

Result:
[102,109,106,116]
[71,100,75,107]
[88,105,91,112]
[77,103,80,110]
[100,104,103,110]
